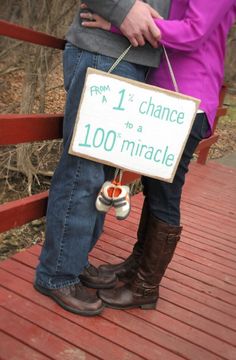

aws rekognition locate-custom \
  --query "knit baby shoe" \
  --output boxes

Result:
[96,181,115,212]
[112,185,131,220]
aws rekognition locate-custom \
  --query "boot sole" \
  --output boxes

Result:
[80,278,117,289]
[102,301,157,310]
[34,283,104,316]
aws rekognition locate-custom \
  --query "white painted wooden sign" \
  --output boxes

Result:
[69,68,200,182]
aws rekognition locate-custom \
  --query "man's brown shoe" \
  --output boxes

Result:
[79,263,117,289]
[34,282,104,316]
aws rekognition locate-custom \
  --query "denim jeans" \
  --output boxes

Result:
[35,43,147,289]
[142,112,209,226]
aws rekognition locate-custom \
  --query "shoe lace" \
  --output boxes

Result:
[86,263,99,276]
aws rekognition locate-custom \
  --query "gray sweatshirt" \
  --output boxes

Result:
[66,0,171,67]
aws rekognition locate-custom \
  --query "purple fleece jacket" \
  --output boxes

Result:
[111,1,236,132]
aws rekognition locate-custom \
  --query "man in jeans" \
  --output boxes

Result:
[34,0,171,316]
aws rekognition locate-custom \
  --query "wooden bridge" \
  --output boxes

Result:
[0,20,235,360]
[1,161,236,360]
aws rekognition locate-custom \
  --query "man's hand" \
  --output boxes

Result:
[120,1,162,48]
[80,3,111,30]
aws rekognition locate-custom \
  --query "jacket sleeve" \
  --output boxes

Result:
[84,0,135,27]
[155,0,236,52]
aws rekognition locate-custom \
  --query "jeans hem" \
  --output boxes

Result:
[35,277,81,290]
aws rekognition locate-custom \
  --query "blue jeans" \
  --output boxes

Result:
[35,43,147,289]
[142,112,209,226]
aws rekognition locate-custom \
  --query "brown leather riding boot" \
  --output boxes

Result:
[99,199,149,283]
[98,215,182,309]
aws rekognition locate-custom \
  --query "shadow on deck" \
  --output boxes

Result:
[0,161,236,360]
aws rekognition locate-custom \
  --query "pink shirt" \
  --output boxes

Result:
[111,1,236,132]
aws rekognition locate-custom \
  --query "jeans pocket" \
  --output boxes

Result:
[63,42,83,92]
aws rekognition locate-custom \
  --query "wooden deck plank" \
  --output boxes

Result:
[0,307,97,360]
[0,270,181,360]
[1,260,235,360]
[0,287,212,360]
[103,215,236,271]
[105,211,236,248]
[0,162,236,360]
[7,240,236,320]
[12,242,236,311]
[103,233,236,281]
[97,233,236,284]
[1,257,235,360]
[95,235,236,286]
[115,203,236,245]
[3,246,236,330]
[0,331,49,360]
[0,277,144,360]
[100,225,236,276]
[101,224,236,279]
[94,240,236,299]
[2,257,236,348]
[5,236,236,322]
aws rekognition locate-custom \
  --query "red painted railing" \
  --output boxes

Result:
[0,114,63,144]
[0,20,227,233]
[0,20,65,49]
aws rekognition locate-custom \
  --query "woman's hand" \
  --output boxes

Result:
[80,3,111,31]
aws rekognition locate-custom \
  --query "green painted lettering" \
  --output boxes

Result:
[154,149,162,162]
[144,147,154,160]
[170,110,178,122]
[79,124,92,147]
[162,146,169,164]
[104,130,117,151]
[161,107,170,121]
[153,105,162,118]
[93,128,104,148]
[139,144,148,157]
[121,140,135,156]
[139,101,147,114]
[165,153,175,166]
[113,89,126,111]
[177,112,185,124]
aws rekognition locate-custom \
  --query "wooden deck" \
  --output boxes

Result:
[0,161,236,360]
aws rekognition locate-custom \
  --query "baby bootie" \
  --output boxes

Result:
[96,181,115,212]
[113,185,131,220]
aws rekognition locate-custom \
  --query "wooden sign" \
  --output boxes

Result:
[69,68,200,182]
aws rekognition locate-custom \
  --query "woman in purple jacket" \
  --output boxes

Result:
[81,1,236,310]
